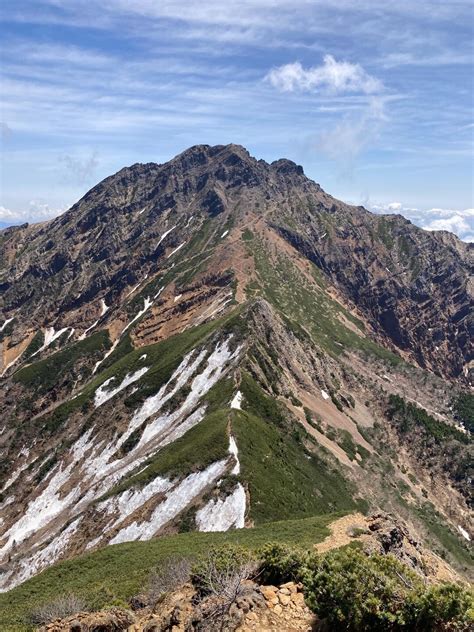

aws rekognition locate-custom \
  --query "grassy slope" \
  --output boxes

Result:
[246,234,401,365]
[233,373,360,524]
[13,331,111,393]
[0,514,340,631]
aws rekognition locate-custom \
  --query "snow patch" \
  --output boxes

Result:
[174,294,182,302]
[109,459,228,544]
[228,435,240,475]
[156,226,176,250]
[458,525,471,541]
[0,430,94,556]
[100,476,173,535]
[0,459,31,493]
[122,297,153,335]
[0,317,13,332]
[85,535,103,551]
[167,242,186,259]
[79,319,99,340]
[154,285,165,300]
[32,326,73,357]
[196,483,246,532]
[93,297,154,374]
[94,366,149,408]
[126,283,141,298]
[124,338,241,451]
[79,299,109,339]
[230,391,242,410]
[321,389,330,400]
[0,517,82,590]
[140,354,147,361]
[221,230,229,238]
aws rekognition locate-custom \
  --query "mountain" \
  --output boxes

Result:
[0,144,472,598]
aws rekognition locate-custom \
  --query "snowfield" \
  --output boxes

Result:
[94,366,149,408]
[196,483,246,532]
[109,459,228,544]
[32,326,74,357]
[0,317,13,332]
[0,336,243,590]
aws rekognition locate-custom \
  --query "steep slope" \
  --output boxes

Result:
[1,145,472,380]
[0,144,472,595]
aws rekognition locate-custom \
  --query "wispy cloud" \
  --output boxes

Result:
[265,56,383,94]
[266,56,388,170]
[0,0,472,222]
[317,97,387,168]
[59,152,100,186]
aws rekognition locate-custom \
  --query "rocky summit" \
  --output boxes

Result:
[0,145,472,627]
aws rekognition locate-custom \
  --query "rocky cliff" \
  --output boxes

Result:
[0,145,472,599]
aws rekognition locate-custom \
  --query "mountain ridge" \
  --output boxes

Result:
[0,144,472,598]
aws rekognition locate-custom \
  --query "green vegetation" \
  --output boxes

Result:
[415,502,473,569]
[22,331,44,360]
[232,374,359,524]
[258,541,472,631]
[387,395,469,445]
[2,526,472,631]
[14,331,110,393]
[302,546,473,631]
[34,454,58,484]
[0,514,337,631]
[335,429,369,462]
[452,392,474,434]
[242,227,254,241]
[247,235,401,365]
[34,306,244,435]
[106,410,229,497]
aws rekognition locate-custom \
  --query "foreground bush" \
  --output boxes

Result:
[301,546,473,631]
[28,594,88,626]
[191,545,257,600]
[147,556,192,608]
[258,542,316,585]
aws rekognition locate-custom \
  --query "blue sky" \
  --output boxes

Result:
[1,0,473,240]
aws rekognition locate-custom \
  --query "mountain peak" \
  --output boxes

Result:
[270,158,304,176]
[0,143,472,599]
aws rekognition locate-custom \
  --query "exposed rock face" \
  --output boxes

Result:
[1,144,471,379]
[0,144,472,596]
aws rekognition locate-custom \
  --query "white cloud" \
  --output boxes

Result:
[265,56,383,95]
[386,202,402,211]
[0,201,69,226]
[265,57,386,169]
[370,203,474,242]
